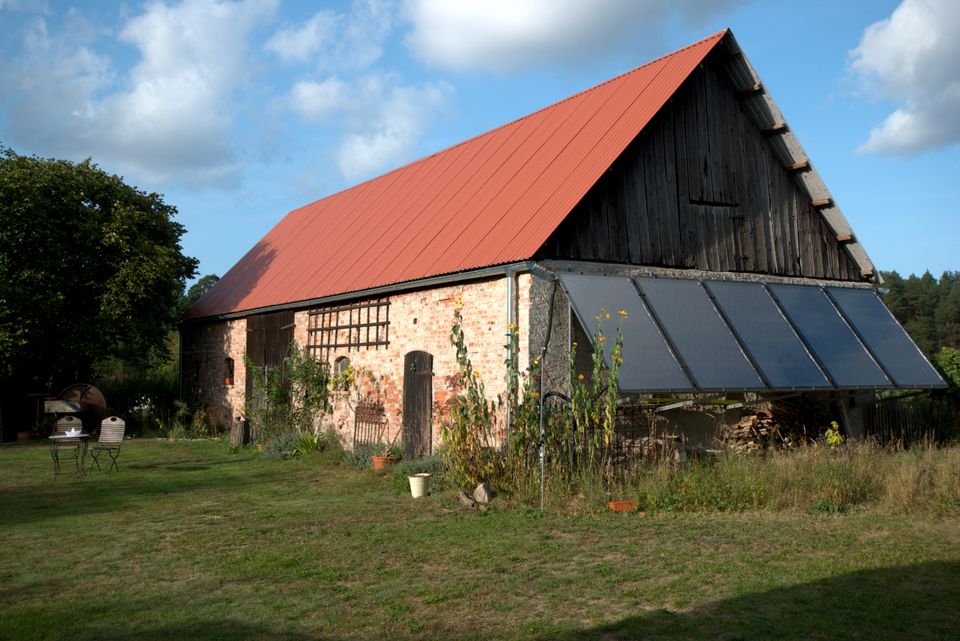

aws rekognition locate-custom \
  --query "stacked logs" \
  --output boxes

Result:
[722,409,810,452]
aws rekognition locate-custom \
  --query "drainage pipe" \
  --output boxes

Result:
[505,268,517,444]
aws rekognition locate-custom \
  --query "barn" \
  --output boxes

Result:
[181,29,944,455]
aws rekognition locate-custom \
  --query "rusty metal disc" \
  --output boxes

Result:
[59,384,108,429]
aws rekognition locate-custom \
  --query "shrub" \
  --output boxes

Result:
[246,343,344,443]
[344,445,376,470]
[261,431,301,460]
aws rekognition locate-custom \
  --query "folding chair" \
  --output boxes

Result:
[50,416,83,475]
[89,417,126,473]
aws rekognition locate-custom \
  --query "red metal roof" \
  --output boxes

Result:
[185,30,728,320]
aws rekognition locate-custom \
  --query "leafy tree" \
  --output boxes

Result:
[182,274,220,314]
[880,270,960,355]
[0,146,197,396]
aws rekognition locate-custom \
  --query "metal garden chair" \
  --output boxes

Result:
[89,416,126,473]
[50,415,83,475]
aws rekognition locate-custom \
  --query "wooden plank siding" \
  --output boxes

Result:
[244,310,295,402]
[537,52,863,281]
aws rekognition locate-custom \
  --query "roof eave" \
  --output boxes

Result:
[180,260,539,324]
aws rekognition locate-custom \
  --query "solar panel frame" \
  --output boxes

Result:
[767,283,893,389]
[559,273,694,392]
[704,280,833,389]
[634,277,766,391]
[826,287,946,389]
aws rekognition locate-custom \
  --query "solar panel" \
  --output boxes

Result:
[634,278,765,390]
[827,287,946,388]
[705,280,831,389]
[559,274,693,392]
[767,284,891,388]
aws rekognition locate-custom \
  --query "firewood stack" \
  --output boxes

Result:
[722,408,809,453]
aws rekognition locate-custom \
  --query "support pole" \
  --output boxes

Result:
[538,278,559,513]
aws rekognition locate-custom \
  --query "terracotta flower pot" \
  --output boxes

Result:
[608,500,637,513]
[371,455,398,472]
[17,431,37,442]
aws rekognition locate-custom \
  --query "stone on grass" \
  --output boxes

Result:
[458,490,477,509]
[474,482,494,505]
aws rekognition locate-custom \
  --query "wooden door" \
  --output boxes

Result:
[245,311,295,441]
[402,351,433,459]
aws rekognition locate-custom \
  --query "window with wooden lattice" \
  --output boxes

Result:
[306,298,390,361]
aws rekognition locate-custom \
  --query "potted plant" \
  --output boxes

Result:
[370,437,402,472]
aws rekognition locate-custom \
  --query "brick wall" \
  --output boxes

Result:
[300,274,531,449]
[183,271,534,449]
[180,317,247,430]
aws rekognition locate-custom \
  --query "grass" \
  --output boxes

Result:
[1,438,959,640]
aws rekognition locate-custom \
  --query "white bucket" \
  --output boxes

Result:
[408,473,431,498]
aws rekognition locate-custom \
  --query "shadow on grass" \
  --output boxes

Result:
[70,620,322,641]
[0,461,278,528]
[532,560,960,641]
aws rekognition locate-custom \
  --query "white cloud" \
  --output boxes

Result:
[2,0,277,186]
[265,10,337,63]
[403,0,745,72]
[0,0,47,11]
[289,76,349,122]
[336,77,451,179]
[284,71,451,180]
[849,0,960,156]
[266,0,394,71]
[271,0,447,181]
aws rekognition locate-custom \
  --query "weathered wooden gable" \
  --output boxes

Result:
[538,50,861,281]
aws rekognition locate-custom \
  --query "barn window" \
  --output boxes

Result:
[334,356,351,390]
[306,298,390,361]
[224,357,235,386]
[334,356,351,376]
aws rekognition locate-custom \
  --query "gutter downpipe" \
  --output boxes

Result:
[505,267,517,445]
[538,277,559,513]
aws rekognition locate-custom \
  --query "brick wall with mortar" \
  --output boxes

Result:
[181,317,247,430]
[294,273,533,450]
[184,272,536,448]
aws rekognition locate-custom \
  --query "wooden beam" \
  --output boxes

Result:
[761,122,787,136]
[836,232,854,243]
[811,197,833,208]
[736,83,763,98]
[785,160,810,172]
[861,267,876,278]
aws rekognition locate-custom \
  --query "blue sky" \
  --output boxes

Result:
[1,0,958,282]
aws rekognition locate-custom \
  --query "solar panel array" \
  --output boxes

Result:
[559,273,945,393]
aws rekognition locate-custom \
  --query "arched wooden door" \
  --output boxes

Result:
[402,351,433,459]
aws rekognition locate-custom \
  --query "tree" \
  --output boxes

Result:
[0,146,197,395]
[880,270,960,355]
[182,274,220,313]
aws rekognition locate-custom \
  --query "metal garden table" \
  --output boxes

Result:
[49,433,90,476]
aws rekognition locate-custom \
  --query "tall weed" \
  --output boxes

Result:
[615,442,960,514]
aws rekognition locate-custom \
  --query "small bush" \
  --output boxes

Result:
[344,445,376,470]
[262,432,301,460]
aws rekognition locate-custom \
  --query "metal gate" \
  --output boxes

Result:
[354,398,387,448]
[402,351,433,459]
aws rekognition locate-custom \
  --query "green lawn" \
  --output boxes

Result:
[1,439,958,640]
